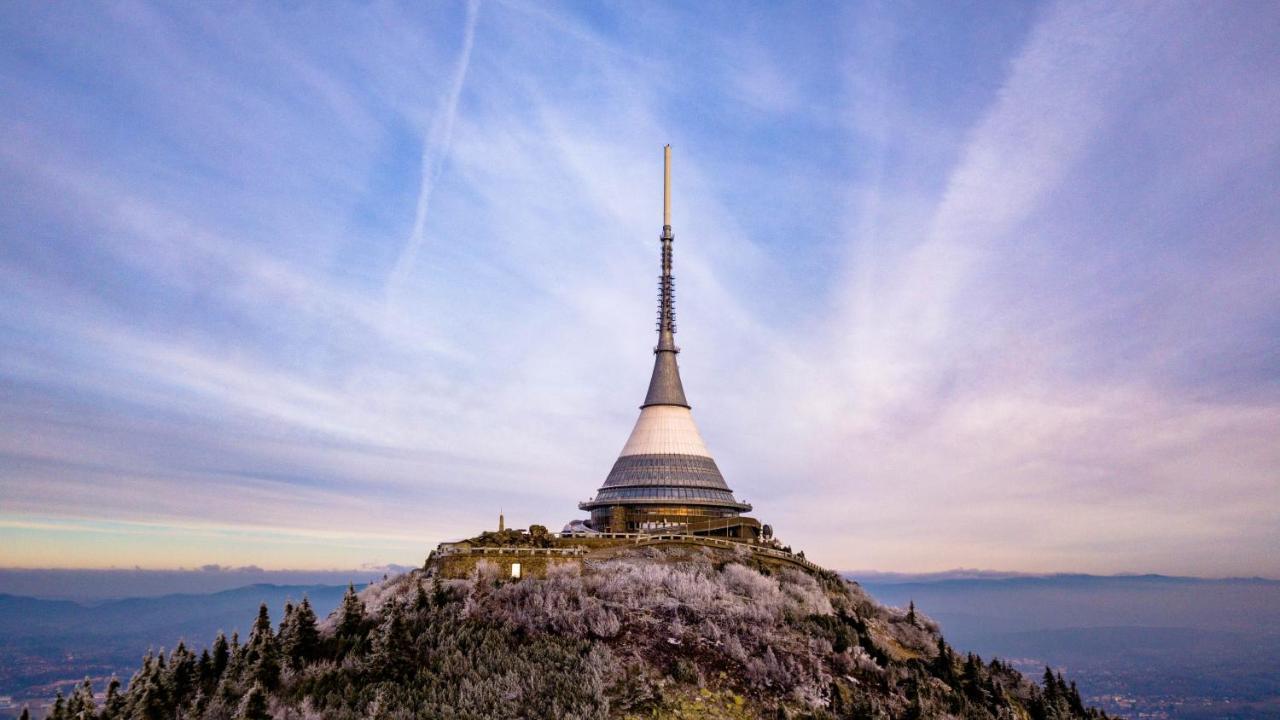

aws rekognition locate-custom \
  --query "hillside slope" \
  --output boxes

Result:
[38,545,1107,719]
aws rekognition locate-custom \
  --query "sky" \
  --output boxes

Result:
[1,1,1277,577]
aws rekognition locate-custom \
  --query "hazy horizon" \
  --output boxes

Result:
[3,566,1277,604]
[3,1,1278,576]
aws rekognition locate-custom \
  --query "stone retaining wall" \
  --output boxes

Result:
[429,532,824,579]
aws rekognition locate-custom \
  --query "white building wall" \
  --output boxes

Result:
[618,405,714,458]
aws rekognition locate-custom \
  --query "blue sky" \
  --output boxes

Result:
[1,1,1277,575]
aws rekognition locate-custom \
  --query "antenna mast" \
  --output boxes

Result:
[663,144,672,228]
[642,143,689,408]
[657,145,676,351]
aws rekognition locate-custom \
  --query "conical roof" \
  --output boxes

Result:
[642,345,688,408]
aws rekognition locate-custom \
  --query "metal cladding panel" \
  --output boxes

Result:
[618,405,712,458]
[583,452,750,512]
[602,453,730,490]
[642,350,689,408]
[594,486,739,503]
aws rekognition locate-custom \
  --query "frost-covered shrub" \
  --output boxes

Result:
[546,561,581,579]
[745,646,790,687]
[585,604,621,638]
[849,645,882,674]
[723,632,748,663]
[885,611,937,653]
[778,568,834,618]
[723,563,781,600]
[358,573,412,616]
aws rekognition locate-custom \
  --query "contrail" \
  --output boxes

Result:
[386,0,480,298]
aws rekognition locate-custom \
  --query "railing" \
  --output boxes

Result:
[435,544,588,557]
[560,531,649,540]
[630,533,824,573]
[558,531,823,574]
[435,534,823,574]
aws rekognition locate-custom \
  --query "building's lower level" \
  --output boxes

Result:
[428,529,818,581]
[584,503,762,539]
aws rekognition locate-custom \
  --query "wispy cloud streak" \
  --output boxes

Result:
[386,0,481,298]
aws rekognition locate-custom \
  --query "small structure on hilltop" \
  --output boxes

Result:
[577,145,761,539]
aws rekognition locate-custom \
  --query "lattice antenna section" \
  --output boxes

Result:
[656,239,677,336]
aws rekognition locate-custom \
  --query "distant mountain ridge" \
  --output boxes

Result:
[0,585,351,637]
[852,572,1280,633]
[847,570,1280,585]
[0,567,404,602]
[0,584,354,706]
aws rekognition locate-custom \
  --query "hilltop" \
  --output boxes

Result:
[33,544,1107,719]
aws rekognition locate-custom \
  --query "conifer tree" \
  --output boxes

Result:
[932,636,955,685]
[18,707,29,720]
[1038,667,1080,720]
[211,632,230,681]
[1028,691,1048,720]
[122,652,148,716]
[100,677,125,720]
[169,641,197,707]
[47,691,65,720]
[66,678,94,720]
[414,581,429,611]
[337,583,366,638]
[197,647,213,688]
[370,600,410,678]
[334,582,369,659]
[963,653,989,707]
[226,631,244,680]
[284,596,320,667]
[64,682,84,719]
[276,601,296,666]
[1068,680,1086,716]
[243,603,281,690]
[251,603,272,639]
[431,573,447,606]
[130,655,171,720]
[1043,667,1058,700]
[235,682,272,720]
[906,600,917,625]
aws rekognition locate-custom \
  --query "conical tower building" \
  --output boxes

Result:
[580,146,759,538]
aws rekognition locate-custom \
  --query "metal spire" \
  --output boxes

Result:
[663,143,672,227]
[657,145,676,352]
[643,145,689,408]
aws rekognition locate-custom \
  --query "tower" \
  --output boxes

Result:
[579,146,758,538]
